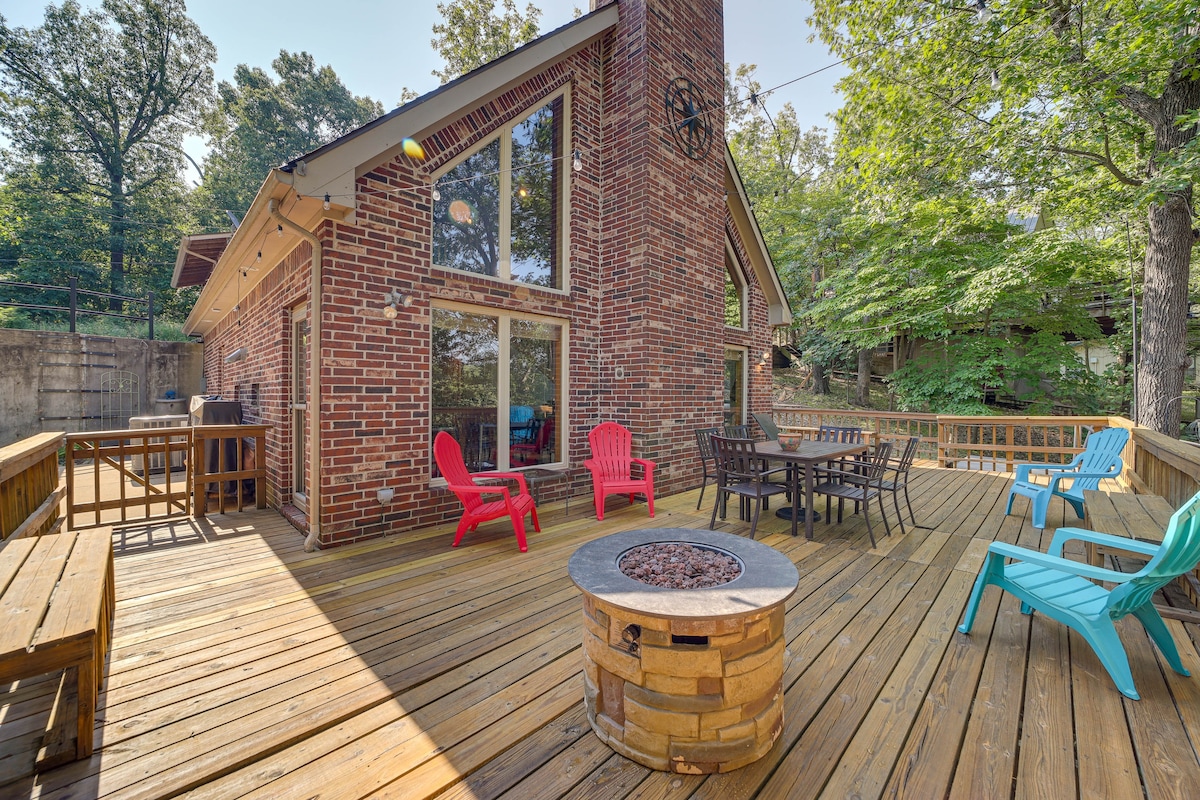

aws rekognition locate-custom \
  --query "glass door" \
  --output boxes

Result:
[291,303,310,512]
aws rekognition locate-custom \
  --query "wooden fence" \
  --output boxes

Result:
[771,407,940,460]
[0,432,64,540]
[64,425,268,529]
[771,408,1200,510]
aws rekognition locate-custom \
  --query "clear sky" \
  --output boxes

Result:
[3,0,845,170]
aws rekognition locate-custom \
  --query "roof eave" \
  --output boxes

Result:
[724,145,792,327]
[283,4,619,206]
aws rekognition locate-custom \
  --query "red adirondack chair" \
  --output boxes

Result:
[583,421,656,521]
[433,431,540,552]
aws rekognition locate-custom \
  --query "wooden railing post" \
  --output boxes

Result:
[0,432,65,540]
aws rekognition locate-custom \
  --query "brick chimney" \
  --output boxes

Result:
[595,0,727,478]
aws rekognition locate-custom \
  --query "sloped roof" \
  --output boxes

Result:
[183,2,790,332]
[172,232,232,288]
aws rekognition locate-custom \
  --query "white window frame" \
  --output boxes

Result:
[430,87,572,294]
[430,300,570,484]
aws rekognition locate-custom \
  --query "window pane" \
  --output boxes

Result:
[725,252,744,328]
[432,309,499,475]
[433,139,502,277]
[723,349,745,427]
[510,98,562,288]
[508,319,561,466]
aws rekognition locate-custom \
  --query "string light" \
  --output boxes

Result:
[572,149,583,172]
[276,224,283,237]
[431,185,441,202]
[256,251,261,263]
[975,0,992,23]
[323,193,331,210]
[990,69,1002,90]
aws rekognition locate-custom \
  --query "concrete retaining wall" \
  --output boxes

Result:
[0,329,204,447]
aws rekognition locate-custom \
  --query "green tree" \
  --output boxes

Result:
[430,0,541,82]
[809,0,1200,434]
[0,0,215,309]
[198,51,383,223]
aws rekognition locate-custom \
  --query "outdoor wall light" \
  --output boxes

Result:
[383,289,413,319]
[224,347,249,363]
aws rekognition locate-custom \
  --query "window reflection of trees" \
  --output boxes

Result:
[511,98,561,287]
[433,140,501,276]
[431,96,563,288]
[432,310,564,472]
[511,319,559,409]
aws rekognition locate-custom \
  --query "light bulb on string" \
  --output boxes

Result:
[256,250,262,263]
[323,194,331,210]
[975,0,991,22]
[431,184,441,202]
[990,69,1002,90]
[572,150,583,172]
[276,225,283,238]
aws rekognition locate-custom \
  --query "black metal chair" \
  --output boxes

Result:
[817,424,863,444]
[879,436,921,534]
[813,440,894,547]
[693,426,722,510]
[724,424,750,439]
[709,435,790,539]
[752,412,780,440]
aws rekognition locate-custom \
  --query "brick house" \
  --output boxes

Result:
[176,0,791,549]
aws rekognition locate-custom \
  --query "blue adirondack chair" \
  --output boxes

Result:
[959,490,1200,700]
[1005,426,1129,529]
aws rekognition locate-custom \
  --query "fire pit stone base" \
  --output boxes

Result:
[569,529,799,774]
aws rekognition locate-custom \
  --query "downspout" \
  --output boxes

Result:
[269,197,323,552]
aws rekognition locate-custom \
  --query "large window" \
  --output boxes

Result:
[432,306,565,477]
[433,93,566,289]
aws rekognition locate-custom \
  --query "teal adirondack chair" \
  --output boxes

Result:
[1005,426,1129,529]
[959,490,1200,700]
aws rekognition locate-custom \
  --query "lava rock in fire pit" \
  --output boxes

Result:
[618,542,742,589]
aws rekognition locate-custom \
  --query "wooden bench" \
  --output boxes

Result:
[1082,489,1200,623]
[0,528,114,768]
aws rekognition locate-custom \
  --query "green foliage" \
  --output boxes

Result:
[888,331,1099,415]
[808,0,1199,432]
[197,50,384,224]
[430,0,541,82]
[888,336,1006,416]
[0,0,216,304]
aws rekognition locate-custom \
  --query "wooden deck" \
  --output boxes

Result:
[4,465,1199,799]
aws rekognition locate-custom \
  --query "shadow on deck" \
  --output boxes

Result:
[4,465,1199,799]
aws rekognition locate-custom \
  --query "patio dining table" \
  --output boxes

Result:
[756,438,870,540]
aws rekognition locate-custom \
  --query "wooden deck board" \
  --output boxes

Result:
[3,467,1198,799]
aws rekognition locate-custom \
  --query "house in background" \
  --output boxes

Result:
[174,0,791,549]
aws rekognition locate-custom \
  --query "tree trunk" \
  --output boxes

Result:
[108,187,127,312]
[1136,192,1192,436]
[1124,72,1198,437]
[811,363,830,394]
[856,348,871,406]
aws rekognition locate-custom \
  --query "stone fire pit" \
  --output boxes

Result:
[567,528,799,774]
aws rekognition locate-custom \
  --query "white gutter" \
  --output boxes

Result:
[269,198,323,552]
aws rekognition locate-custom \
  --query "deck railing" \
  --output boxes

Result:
[772,407,1200,511]
[936,415,1115,472]
[64,424,269,529]
[0,432,64,540]
[771,407,941,460]
[1110,418,1200,509]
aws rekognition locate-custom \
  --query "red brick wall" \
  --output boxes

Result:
[594,0,731,490]
[201,0,780,546]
